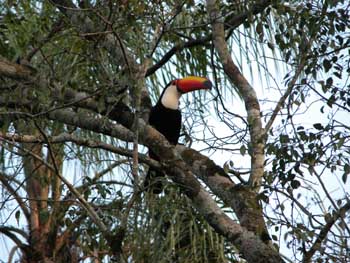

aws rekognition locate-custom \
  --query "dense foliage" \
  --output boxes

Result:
[0,1,349,263]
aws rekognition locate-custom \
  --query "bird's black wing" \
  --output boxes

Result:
[145,103,182,193]
[148,103,182,145]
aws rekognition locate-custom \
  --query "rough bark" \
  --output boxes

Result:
[0,57,35,80]
[177,145,271,243]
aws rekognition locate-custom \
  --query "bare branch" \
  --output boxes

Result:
[207,0,265,189]
[264,56,308,133]
[303,201,350,263]
[0,172,30,221]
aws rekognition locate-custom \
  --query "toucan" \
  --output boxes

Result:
[145,76,213,194]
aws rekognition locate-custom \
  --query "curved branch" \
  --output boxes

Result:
[146,0,272,77]
[207,0,265,189]
[146,37,211,76]
[0,226,28,254]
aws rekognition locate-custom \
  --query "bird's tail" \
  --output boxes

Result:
[144,168,165,194]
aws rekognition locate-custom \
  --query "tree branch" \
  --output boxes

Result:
[176,145,272,243]
[136,117,282,263]
[146,0,272,77]
[303,201,350,263]
[0,132,160,171]
[0,172,31,221]
[264,53,308,134]
[0,226,28,255]
[0,57,35,80]
[207,0,266,189]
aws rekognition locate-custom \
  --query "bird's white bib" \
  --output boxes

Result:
[161,85,181,110]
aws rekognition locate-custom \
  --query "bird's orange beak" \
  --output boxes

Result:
[173,76,212,94]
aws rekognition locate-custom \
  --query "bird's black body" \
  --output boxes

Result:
[145,101,182,194]
[149,102,182,145]
[144,76,212,194]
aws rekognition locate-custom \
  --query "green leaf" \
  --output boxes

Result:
[327,95,336,108]
[258,192,269,203]
[240,145,246,156]
[323,59,332,72]
[342,172,348,184]
[280,134,289,144]
[313,123,323,130]
[337,137,345,149]
[291,180,301,189]
[15,210,20,226]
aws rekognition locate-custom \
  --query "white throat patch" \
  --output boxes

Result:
[161,85,182,110]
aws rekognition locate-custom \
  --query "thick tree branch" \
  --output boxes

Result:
[0,131,160,171]
[0,57,35,80]
[207,0,266,189]
[47,109,134,142]
[176,145,271,243]
[135,118,282,263]
[206,2,281,261]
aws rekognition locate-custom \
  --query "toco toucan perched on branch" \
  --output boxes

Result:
[145,76,212,194]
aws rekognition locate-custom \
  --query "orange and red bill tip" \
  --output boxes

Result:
[174,76,213,93]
